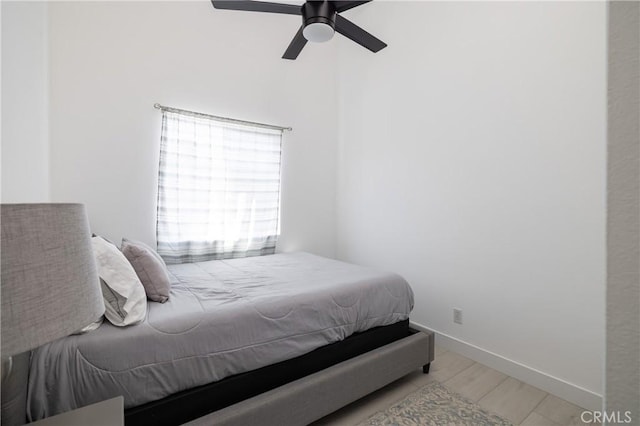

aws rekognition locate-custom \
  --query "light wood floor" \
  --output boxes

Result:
[313,346,597,426]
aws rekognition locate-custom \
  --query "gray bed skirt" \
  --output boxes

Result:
[185,330,434,426]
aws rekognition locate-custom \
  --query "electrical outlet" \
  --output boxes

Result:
[453,308,463,325]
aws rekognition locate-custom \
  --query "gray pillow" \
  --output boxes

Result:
[121,238,170,303]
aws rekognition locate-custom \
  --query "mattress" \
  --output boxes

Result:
[27,252,414,420]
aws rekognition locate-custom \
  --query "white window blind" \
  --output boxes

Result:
[157,110,283,264]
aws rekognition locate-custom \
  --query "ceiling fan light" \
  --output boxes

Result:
[303,22,335,43]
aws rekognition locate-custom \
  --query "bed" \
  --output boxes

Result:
[16,252,433,425]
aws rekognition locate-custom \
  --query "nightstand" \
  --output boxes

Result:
[30,396,124,426]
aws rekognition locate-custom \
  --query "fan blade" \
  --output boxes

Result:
[333,1,371,13]
[282,25,307,60]
[211,1,302,15]
[334,14,386,52]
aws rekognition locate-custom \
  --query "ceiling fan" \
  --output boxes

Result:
[210,1,387,60]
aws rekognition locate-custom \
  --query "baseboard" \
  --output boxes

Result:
[410,321,603,411]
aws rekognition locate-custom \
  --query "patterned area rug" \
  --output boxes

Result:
[358,382,513,426]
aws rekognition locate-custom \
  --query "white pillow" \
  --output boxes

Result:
[91,236,147,326]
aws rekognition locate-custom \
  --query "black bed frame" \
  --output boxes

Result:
[125,320,427,425]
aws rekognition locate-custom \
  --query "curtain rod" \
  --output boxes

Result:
[154,103,292,132]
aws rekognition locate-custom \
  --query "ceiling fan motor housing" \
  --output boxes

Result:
[302,1,336,30]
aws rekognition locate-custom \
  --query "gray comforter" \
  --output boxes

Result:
[27,252,413,420]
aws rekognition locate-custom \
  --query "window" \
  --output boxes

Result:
[157,109,283,264]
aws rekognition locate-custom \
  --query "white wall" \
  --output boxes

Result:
[1,1,50,202]
[336,1,606,408]
[48,1,338,256]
